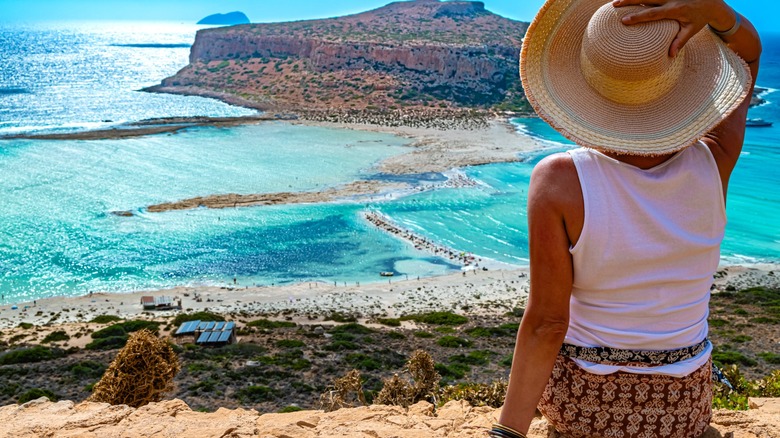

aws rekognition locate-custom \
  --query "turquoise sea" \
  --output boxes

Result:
[0,23,778,303]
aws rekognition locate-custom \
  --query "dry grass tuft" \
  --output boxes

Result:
[319,369,367,412]
[440,380,508,408]
[374,374,412,407]
[375,349,441,407]
[87,329,180,408]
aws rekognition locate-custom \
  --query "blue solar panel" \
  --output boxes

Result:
[207,331,221,343]
[217,330,232,343]
[197,322,209,331]
[196,332,210,343]
[214,322,225,331]
[225,322,235,331]
[205,321,217,330]
[175,320,200,335]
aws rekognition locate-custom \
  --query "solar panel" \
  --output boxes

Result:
[205,321,216,330]
[196,331,211,343]
[208,331,221,343]
[175,320,200,335]
[214,322,225,331]
[197,322,209,331]
[217,330,232,343]
[225,322,235,331]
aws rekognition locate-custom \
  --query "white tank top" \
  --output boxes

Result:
[566,142,725,377]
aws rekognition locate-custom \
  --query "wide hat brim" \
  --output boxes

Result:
[520,0,753,155]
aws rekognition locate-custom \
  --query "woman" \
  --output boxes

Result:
[492,0,761,437]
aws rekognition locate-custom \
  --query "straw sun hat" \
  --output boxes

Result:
[520,0,752,155]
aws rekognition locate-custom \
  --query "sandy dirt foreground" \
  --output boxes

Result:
[0,397,777,438]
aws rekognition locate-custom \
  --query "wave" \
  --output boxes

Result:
[110,43,191,49]
[0,120,121,136]
[0,87,30,96]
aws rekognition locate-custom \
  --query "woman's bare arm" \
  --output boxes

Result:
[498,153,582,434]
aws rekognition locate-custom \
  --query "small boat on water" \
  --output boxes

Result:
[746,118,773,127]
[379,271,394,277]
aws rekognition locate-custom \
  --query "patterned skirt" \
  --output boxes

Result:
[538,355,712,438]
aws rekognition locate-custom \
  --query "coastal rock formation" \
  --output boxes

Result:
[1,398,778,437]
[197,11,250,25]
[149,0,530,115]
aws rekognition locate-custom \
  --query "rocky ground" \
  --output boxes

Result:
[1,397,778,438]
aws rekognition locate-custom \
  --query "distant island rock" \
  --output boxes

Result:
[197,11,250,25]
[149,1,531,119]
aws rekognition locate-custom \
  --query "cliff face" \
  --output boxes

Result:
[154,0,530,111]
[186,34,515,96]
[2,397,779,437]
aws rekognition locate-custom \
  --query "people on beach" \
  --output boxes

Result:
[495,1,761,438]
[363,211,477,267]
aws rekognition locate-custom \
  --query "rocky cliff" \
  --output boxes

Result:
[150,0,530,113]
[2,397,779,437]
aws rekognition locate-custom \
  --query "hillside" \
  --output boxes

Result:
[147,0,531,117]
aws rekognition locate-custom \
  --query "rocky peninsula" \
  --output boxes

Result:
[146,0,531,122]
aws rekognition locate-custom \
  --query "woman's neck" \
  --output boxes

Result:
[601,151,678,170]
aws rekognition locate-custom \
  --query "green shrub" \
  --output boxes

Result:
[323,340,358,351]
[465,324,517,338]
[330,323,373,335]
[713,350,757,367]
[279,405,303,413]
[437,336,473,348]
[276,339,305,348]
[750,317,779,324]
[91,320,159,339]
[17,322,34,330]
[17,388,57,404]
[189,379,218,393]
[246,318,295,329]
[435,363,470,381]
[0,346,65,365]
[377,318,401,327]
[346,353,382,371]
[758,352,780,364]
[730,335,752,343]
[90,315,122,324]
[413,331,434,338]
[237,385,275,403]
[173,312,225,327]
[434,326,456,334]
[387,331,405,340]
[401,312,468,326]
[325,312,358,323]
[709,318,729,328]
[41,330,70,344]
[256,350,311,370]
[449,350,494,366]
[70,361,106,379]
[85,336,129,351]
[500,354,514,367]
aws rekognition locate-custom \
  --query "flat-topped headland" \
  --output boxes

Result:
[145,0,531,117]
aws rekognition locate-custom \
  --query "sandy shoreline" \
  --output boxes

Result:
[1,263,777,332]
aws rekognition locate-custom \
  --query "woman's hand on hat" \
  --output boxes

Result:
[613,0,737,57]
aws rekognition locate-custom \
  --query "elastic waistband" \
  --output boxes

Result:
[559,339,709,366]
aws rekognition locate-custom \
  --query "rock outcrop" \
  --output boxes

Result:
[150,0,530,113]
[1,397,778,437]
